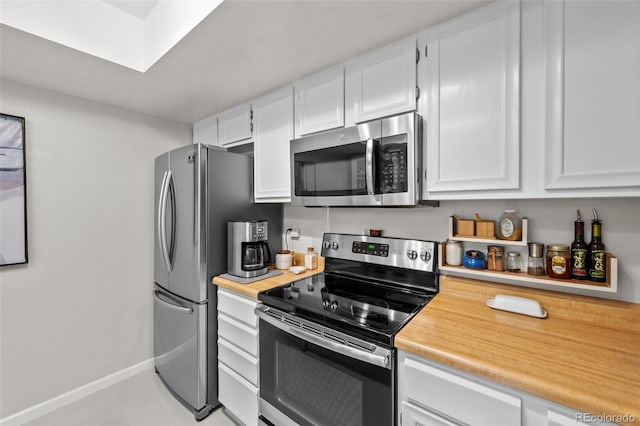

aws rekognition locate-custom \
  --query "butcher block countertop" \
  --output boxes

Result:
[396,275,640,424]
[212,254,324,299]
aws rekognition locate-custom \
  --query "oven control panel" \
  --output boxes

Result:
[352,241,389,257]
[321,233,437,273]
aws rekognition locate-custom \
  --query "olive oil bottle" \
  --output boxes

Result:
[571,210,588,279]
[588,209,606,282]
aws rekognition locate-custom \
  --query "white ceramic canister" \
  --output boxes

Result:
[275,250,293,270]
[445,240,463,266]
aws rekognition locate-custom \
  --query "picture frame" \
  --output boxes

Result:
[0,113,28,266]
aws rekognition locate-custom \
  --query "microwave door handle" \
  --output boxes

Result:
[365,138,375,195]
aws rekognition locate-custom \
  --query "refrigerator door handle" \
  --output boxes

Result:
[154,289,193,314]
[158,171,172,272]
[167,170,177,268]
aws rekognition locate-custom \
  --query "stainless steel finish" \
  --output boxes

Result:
[256,305,393,369]
[153,284,207,410]
[153,144,283,418]
[365,137,374,195]
[259,399,301,426]
[321,233,437,274]
[154,289,194,314]
[291,113,421,207]
[227,220,270,278]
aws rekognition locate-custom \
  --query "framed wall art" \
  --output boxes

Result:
[0,113,28,266]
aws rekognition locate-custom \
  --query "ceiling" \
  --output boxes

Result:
[0,0,491,124]
[102,0,160,19]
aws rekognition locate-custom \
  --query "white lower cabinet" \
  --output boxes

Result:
[398,350,618,426]
[217,288,259,426]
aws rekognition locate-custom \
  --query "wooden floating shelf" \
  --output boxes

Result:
[448,216,529,247]
[437,244,618,293]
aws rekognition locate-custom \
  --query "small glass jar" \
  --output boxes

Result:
[546,244,571,279]
[498,210,522,241]
[527,242,546,276]
[304,247,318,270]
[487,245,504,271]
[506,252,521,272]
[445,240,463,266]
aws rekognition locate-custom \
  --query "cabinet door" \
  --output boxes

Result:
[345,37,417,125]
[193,115,217,145]
[422,0,520,196]
[294,67,344,138]
[544,0,640,190]
[253,87,294,203]
[218,103,252,147]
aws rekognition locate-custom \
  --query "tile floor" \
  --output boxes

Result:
[21,370,236,426]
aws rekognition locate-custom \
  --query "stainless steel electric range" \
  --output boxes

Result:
[256,233,438,426]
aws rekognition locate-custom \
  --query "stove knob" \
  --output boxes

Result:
[323,240,331,249]
[330,301,339,311]
[407,250,418,260]
[331,242,339,250]
[420,250,432,262]
[322,299,331,308]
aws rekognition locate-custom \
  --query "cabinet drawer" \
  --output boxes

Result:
[217,288,259,328]
[218,337,258,386]
[403,356,521,426]
[218,313,258,357]
[219,362,258,426]
[401,401,458,426]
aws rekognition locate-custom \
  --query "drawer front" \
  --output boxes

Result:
[218,288,259,328]
[218,337,258,386]
[403,355,522,426]
[402,401,458,426]
[218,313,258,357]
[219,363,258,426]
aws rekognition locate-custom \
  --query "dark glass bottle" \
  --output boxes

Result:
[571,210,588,279]
[588,209,606,282]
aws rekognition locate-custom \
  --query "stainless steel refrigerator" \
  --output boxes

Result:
[153,143,282,420]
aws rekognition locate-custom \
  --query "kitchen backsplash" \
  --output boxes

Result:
[283,198,640,303]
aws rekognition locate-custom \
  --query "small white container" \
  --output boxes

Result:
[275,250,293,270]
[445,240,463,266]
[304,247,318,270]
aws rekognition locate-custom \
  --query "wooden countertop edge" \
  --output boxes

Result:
[396,276,640,425]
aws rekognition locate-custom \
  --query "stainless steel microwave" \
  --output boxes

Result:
[290,112,422,207]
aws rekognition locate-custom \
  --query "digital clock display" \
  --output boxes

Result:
[352,241,389,257]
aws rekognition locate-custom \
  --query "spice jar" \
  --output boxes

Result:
[527,242,545,276]
[445,240,463,266]
[506,252,521,272]
[546,244,571,279]
[487,245,504,271]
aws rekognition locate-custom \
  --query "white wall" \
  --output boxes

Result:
[284,198,640,303]
[0,80,189,418]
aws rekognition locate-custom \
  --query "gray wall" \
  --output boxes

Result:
[0,80,189,417]
[284,198,640,303]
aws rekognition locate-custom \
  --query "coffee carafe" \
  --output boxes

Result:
[227,220,271,278]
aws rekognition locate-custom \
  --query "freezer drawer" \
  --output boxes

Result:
[154,285,207,410]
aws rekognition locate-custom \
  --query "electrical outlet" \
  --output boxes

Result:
[290,228,301,239]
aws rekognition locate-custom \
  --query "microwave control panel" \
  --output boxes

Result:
[380,143,407,193]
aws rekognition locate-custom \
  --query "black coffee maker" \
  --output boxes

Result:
[227,220,271,278]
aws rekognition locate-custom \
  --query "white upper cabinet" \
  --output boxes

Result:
[253,87,294,203]
[294,66,344,138]
[544,0,640,191]
[218,103,253,147]
[345,37,417,125]
[420,0,520,197]
[193,115,217,145]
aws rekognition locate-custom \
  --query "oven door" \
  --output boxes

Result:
[257,307,394,426]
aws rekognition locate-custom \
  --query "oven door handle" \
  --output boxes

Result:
[256,306,392,369]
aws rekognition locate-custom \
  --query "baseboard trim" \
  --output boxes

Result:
[0,358,155,426]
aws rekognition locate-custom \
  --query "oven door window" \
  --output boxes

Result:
[294,141,375,197]
[259,320,392,426]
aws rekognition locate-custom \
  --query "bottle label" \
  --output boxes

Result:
[590,251,606,279]
[551,255,567,274]
[571,249,588,277]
